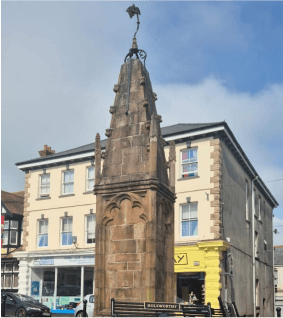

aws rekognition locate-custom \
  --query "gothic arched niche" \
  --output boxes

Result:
[102,192,147,226]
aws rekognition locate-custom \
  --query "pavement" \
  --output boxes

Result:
[52,314,74,317]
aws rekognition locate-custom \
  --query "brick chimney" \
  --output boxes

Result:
[38,145,55,157]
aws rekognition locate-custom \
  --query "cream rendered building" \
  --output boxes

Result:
[15,121,278,316]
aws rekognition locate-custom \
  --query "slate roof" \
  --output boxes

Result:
[1,190,24,216]
[15,122,224,166]
[275,246,283,266]
[13,121,279,207]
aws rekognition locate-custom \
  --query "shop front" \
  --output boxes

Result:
[15,251,94,313]
[174,241,229,309]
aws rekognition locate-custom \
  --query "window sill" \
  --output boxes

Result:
[36,196,51,201]
[177,176,200,181]
[59,194,75,198]
[83,191,93,195]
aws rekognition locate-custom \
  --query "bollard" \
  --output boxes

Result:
[83,299,88,317]
[1,293,7,317]
[276,307,281,317]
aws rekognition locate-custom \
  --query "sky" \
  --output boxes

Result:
[1,1,283,245]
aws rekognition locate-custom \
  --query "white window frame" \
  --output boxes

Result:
[258,195,261,221]
[255,231,259,256]
[9,230,18,245]
[61,217,73,246]
[62,170,74,195]
[4,221,9,230]
[37,219,49,248]
[85,214,96,244]
[254,189,257,217]
[245,180,249,221]
[39,173,50,197]
[180,148,198,179]
[2,231,8,245]
[180,203,198,238]
[13,273,19,288]
[4,274,12,289]
[10,220,18,230]
[86,166,95,192]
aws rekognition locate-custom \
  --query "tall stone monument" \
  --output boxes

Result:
[94,6,176,316]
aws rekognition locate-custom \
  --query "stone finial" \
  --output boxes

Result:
[169,141,176,162]
[152,92,158,101]
[150,113,159,138]
[95,133,102,185]
[95,133,101,155]
[113,84,120,93]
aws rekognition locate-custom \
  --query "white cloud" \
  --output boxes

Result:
[155,76,283,210]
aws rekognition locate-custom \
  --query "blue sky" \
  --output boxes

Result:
[2,1,283,244]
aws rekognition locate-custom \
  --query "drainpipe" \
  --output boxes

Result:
[252,175,258,317]
[272,213,275,317]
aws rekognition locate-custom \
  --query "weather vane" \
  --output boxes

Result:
[126,4,141,39]
[124,4,147,65]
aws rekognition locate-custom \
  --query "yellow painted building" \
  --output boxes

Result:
[174,241,229,308]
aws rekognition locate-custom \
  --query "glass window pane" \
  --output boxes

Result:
[39,234,48,247]
[5,275,12,288]
[5,263,13,272]
[64,184,70,194]
[13,263,19,272]
[46,175,50,185]
[4,221,9,229]
[41,175,47,185]
[190,211,198,219]
[70,171,74,182]
[182,211,190,220]
[190,203,198,212]
[3,231,8,245]
[87,180,94,190]
[182,151,188,162]
[62,218,67,231]
[10,220,19,229]
[88,167,94,179]
[87,231,95,240]
[190,149,197,161]
[69,183,74,193]
[10,231,17,244]
[13,274,19,288]
[65,172,70,182]
[190,221,198,236]
[182,221,189,236]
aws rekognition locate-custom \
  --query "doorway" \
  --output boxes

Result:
[177,272,205,304]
